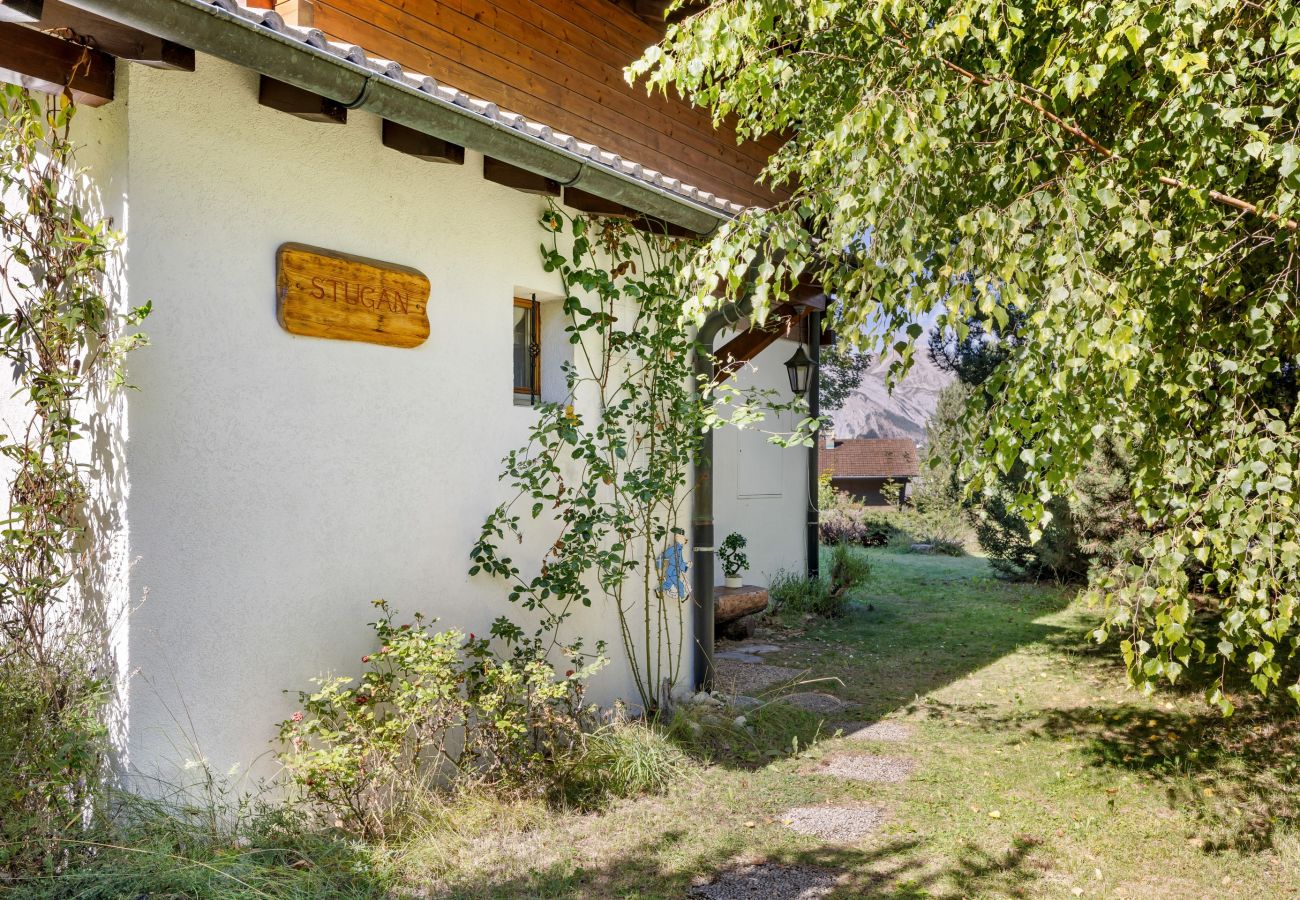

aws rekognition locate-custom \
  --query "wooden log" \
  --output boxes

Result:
[714,585,769,624]
[0,22,114,106]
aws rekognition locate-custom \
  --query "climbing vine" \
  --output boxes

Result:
[0,87,149,873]
[471,209,813,711]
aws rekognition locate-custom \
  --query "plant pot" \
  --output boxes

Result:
[724,575,743,589]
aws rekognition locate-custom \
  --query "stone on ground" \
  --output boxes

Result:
[715,649,766,664]
[782,804,887,843]
[714,641,784,664]
[819,753,914,783]
[835,721,913,742]
[689,862,840,899]
[777,692,848,714]
[730,643,782,655]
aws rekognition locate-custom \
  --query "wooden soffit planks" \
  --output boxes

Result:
[281,0,785,209]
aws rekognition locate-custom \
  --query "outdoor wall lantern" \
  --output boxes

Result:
[784,344,813,396]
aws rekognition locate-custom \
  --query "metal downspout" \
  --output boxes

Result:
[691,296,753,693]
[807,310,821,581]
[62,0,729,235]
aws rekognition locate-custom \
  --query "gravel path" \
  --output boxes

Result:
[834,721,914,743]
[714,659,802,693]
[818,753,914,783]
[777,692,848,714]
[689,863,841,899]
[782,804,888,843]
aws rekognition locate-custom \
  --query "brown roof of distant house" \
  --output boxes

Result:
[819,438,920,478]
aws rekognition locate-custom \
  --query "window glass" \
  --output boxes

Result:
[513,298,538,401]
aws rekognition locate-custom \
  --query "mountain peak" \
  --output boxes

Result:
[827,351,953,444]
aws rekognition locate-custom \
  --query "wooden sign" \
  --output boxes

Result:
[276,243,430,348]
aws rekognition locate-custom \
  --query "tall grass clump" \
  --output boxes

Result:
[556,723,688,808]
[665,700,824,766]
[769,544,871,620]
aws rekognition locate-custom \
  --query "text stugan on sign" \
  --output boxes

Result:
[276,243,431,348]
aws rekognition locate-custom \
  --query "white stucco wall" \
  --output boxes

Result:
[117,56,636,780]
[2,53,810,785]
[713,338,811,587]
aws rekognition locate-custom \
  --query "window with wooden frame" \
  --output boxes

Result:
[513,295,541,404]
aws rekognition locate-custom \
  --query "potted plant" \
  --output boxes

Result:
[719,532,748,588]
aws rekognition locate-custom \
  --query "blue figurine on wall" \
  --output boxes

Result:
[657,541,690,601]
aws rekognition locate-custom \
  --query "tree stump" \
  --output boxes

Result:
[714,585,768,638]
[719,614,759,640]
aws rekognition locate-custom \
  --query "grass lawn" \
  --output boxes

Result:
[420,550,1300,898]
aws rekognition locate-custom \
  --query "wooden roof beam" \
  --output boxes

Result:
[484,156,560,196]
[712,302,814,384]
[563,186,703,239]
[258,75,346,124]
[382,119,464,164]
[0,21,114,106]
[0,0,41,24]
[33,1,193,70]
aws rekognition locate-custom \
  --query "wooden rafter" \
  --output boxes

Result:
[382,119,464,164]
[0,21,114,106]
[259,75,347,124]
[31,1,193,70]
[484,156,561,196]
[713,291,827,385]
[0,0,41,24]
[562,186,701,238]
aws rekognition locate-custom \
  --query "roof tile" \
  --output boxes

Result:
[819,438,920,479]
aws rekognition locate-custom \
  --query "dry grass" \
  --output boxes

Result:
[392,550,1300,898]
[27,550,1299,898]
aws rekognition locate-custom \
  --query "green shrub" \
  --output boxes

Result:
[276,601,604,840]
[922,537,967,556]
[556,722,688,808]
[821,485,970,555]
[0,656,107,878]
[819,488,900,547]
[975,487,1088,581]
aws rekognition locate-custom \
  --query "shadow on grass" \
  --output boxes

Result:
[433,831,1047,899]
[1034,700,1300,852]
[914,689,1300,854]
[682,550,1078,770]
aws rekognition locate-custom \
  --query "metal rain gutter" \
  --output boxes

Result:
[690,294,754,693]
[805,309,821,582]
[63,0,732,235]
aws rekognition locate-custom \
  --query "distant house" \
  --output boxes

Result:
[819,434,920,506]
